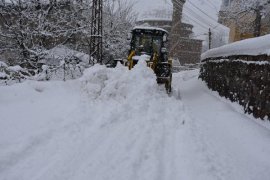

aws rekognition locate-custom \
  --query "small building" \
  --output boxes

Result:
[136,0,202,65]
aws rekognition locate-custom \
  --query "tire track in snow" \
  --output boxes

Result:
[175,71,232,180]
[188,113,233,180]
[75,67,186,180]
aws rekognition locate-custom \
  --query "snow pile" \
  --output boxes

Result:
[81,60,162,101]
[32,46,91,81]
[132,54,151,61]
[0,62,32,85]
[0,61,7,67]
[201,34,270,60]
[0,72,7,79]
[45,45,90,65]
[6,65,24,72]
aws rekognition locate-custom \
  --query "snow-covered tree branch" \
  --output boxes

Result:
[0,0,91,70]
[102,0,138,64]
[221,0,270,37]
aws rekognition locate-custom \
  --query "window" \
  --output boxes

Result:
[134,34,162,55]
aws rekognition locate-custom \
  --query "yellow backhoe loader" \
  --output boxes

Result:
[122,26,172,93]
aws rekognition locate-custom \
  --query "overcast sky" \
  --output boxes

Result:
[133,0,169,15]
[133,0,221,18]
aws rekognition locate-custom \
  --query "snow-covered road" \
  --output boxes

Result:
[1,62,270,180]
[174,70,270,180]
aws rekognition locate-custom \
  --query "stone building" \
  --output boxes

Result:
[219,0,270,42]
[136,0,202,65]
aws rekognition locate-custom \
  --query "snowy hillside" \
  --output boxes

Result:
[1,62,270,180]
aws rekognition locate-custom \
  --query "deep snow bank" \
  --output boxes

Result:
[80,61,167,101]
[74,62,189,180]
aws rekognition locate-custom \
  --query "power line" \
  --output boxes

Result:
[169,1,210,31]
[187,0,218,22]
[172,1,218,30]
[90,0,103,64]
[177,0,219,27]
[173,0,221,32]
[205,0,219,12]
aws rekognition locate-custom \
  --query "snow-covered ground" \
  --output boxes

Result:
[1,62,270,180]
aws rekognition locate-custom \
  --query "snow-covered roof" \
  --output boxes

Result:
[201,34,270,60]
[133,26,168,34]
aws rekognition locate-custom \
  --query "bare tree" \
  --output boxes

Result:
[220,0,270,38]
[102,0,138,64]
[0,0,91,71]
[0,0,138,72]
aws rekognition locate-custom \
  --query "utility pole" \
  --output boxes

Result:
[90,0,103,64]
[208,28,212,50]
[253,1,270,37]
[254,4,263,37]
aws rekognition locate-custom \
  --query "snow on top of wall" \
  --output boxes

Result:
[201,34,270,60]
[205,59,270,65]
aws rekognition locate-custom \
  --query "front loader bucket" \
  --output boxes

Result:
[155,63,172,93]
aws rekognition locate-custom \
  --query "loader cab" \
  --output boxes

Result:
[126,26,172,93]
[129,27,169,58]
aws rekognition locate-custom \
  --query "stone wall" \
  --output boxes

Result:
[200,58,270,120]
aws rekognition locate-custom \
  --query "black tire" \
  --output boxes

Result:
[165,74,172,94]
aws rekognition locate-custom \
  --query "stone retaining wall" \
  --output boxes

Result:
[199,59,270,120]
